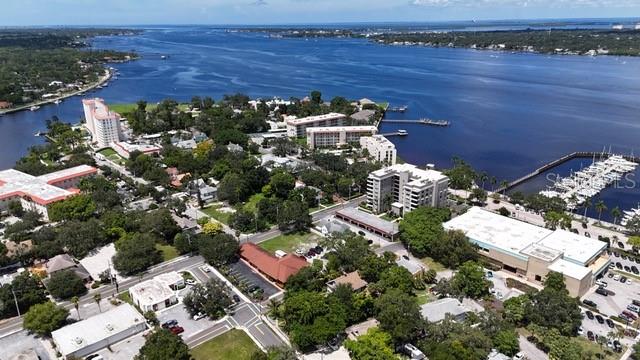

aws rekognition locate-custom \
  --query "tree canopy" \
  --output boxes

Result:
[23,301,69,337]
[135,329,191,360]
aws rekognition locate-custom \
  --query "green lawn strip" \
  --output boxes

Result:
[117,291,133,305]
[420,257,446,272]
[258,232,319,255]
[243,193,265,213]
[415,289,434,306]
[202,205,232,225]
[155,243,179,262]
[191,329,260,360]
[98,147,117,157]
[109,103,158,114]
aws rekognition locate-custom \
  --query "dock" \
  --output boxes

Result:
[387,106,408,113]
[496,151,640,193]
[381,118,450,127]
[380,130,408,137]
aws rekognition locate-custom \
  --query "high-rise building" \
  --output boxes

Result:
[306,126,377,149]
[360,135,397,165]
[366,163,449,215]
[286,113,346,138]
[82,98,123,148]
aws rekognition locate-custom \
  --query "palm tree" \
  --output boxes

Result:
[500,180,509,196]
[94,293,102,313]
[611,206,622,225]
[71,296,80,320]
[583,197,592,220]
[479,172,489,189]
[595,200,607,222]
[490,176,497,191]
[267,299,280,319]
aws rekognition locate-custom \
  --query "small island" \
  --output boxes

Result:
[0,28,140,114]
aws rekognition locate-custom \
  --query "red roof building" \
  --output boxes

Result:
[240,243,308,286]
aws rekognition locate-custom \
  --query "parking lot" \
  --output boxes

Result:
[229,261,281,298]
[609,251,640,275]
[586,270,640,320]
[156,302,223,339]
[92,331,147,360]
[486,271,526,302]
[0,330,51,360]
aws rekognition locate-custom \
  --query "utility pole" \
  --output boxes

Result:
[11,289,20,317]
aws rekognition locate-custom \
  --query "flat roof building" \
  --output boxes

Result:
[420,298,471,323]
[129,271,184,312]
[360,135,397,165]
[82,98,124,149]
[286,113,346,138]
[52,303,146,359]
[444,207,610,297]
[111,141,162,159]
[366,163,449,215]
[335,207,400,240]
[306,126,377,150]
[0,165,97,220]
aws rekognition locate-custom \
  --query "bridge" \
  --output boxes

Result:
[495,151,640,193]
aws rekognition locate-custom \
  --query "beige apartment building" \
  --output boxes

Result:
[306,126,377,149]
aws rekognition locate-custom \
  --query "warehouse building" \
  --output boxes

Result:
[444,207,609,297]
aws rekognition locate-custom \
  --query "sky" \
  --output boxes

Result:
[0,0,639,26]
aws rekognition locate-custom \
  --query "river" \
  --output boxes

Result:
[1,25,639,220]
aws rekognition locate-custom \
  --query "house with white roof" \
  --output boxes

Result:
[128,271,184,312]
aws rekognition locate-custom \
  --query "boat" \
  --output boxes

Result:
[397,129,408,135]
[161,55,168,60]
[54,99,62,105]
[34,131,42,137]
[29,106,40,111]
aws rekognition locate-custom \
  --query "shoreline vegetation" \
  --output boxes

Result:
[0,28,141,114]
[239,27,640,57]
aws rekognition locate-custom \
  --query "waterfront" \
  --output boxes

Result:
[1,25,639,218]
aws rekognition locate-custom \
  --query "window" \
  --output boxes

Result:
[535,275,542,282]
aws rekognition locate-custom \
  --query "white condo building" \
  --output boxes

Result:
[367,163,449,215]
[360,135,397,165]
[82,98,124,149]
[286,113,346,138]
[306,126,377,150]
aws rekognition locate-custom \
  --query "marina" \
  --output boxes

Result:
[381,118,450,127]
[539,153,638,210]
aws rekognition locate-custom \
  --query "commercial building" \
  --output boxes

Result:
[360,135,397,165]
[111,141,162,159]
[240,243,308,286]
[129,271,184,312]
[51,303,146,359]
[420,298,471,323]
[335,207,400,240]
[306,126,377,150]
[0,165,97,220]
[443,207,609,297]
[286,113,346,138]
[366,163,449,215]
[82,98,124,149]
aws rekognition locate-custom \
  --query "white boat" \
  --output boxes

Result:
[29,106,40,111]
[53,99,62,105]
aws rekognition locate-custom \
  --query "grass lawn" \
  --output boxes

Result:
[574,337,622,360]
[117,291,133,305]
[415,289,435,305]
[259,232,320,255]
[421,257,446,272]
[156,243,179,262]
[202,205,233,225]
[191,329,259,360]
[98,148,117,157]
[109,103,158,114]
[98,147,126,165]
[243,193,265,213]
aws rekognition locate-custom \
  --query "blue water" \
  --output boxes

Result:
[1,24,639,220]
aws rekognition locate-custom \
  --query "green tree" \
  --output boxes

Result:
[183,279,233,319]
[47,270,87,300]
[7,200,24,217]
[0,272,47,319]
[611,206,622,225]
[135,329,191,360]
[94,293,102,313]
[399,207,451,258]
[526,272,582,336]
[450,261,489,299]
[251,345,298,360]
[503,295,529,325]
[113,233,162,275]
[23,301,69,337]
[48,194,96,222]
[493,329,520,356]
[376,266,415,295]
[470,187,487,204]
[595,200,607,222]
[277,200,311,233]
[202,221,223,236]
[268,171,296,199]
[198,233,239,267]
[345,328,397,360]
[443,157,477,190]
[375,289,422,344]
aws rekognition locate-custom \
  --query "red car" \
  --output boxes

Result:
[169,326,184,335]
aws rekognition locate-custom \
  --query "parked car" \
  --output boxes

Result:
[200,265,210,273]
[314,245,324,253]
[583,299,598,307]
[608,272,614,278]
[622,255,629,260]
[513,352,525,360]
[632,266,639,274]
[622,310,637,320]
[624,266,631,272]
[162,320,178,329]
[169,326,184,335]
[584,232,591,238]
[614,340,623,352]
[613,274,621,280]
[586,311,594,320]
[358,230,366,236]
[578,326,584,335]
[486,271,493,278]
[627,304,640,313]
[595,280,607,288]
[232,294,241,303]
[186,279,197,286]
[587,331,595,341]
[631,299,640,307]
[85,355,104,360]
[595,287,609,296]
[595,315,604,324]
[616,262,623,269]
[620,276,628,283]
[606,319,614,328]
[193,312,206,321]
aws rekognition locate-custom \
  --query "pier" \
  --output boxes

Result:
[387,106,408,113]
[495,151,640,193]
[381,118,450,127]
[380,130,409,137]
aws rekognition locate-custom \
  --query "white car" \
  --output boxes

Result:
[595,280,607,288]
[513,352,526,360]
[577,326,584,335]
[186,279,197,286]
[613,274,621,281]
[200,265,211,273]
[193,312,206,321]
[627,279,633,285]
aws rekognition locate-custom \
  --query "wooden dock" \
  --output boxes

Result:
[380,131,409,137]
[495,151,640,193]
[381,118,450,127]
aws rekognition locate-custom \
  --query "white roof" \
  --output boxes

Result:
[286,112,345,125]
[129,271,182,307]
[548,258,592,280]
[538,229,607,265]
[420,298,468,323]
[370,163,448,183]
[444,207,552,256]
[52,304,144,356]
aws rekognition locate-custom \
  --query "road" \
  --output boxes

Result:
[186,263,286,349]
[95,157,149,185]
[0,255,204,338]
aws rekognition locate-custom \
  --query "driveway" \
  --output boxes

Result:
[229,261,281,298]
